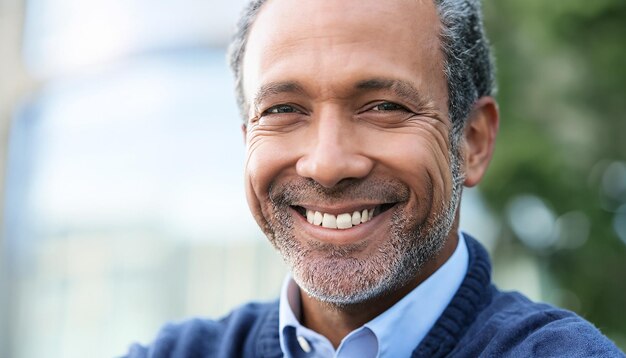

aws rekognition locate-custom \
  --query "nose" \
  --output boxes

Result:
[296,113,373,188]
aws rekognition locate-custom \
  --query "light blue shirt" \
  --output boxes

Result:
[278,232,469,358]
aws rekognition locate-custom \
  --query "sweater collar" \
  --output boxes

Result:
[411,234,493,357]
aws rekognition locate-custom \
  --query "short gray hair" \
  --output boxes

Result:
[228,0,496,145]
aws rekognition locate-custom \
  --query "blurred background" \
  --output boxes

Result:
[0,0,624,356]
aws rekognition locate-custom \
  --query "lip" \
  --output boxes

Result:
[290,204,395,246]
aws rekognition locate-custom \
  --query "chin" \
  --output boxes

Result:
[275,208,450,306]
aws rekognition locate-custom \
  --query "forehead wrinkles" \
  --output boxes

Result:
[242,0,444,102]
[254,0,438,30]
[247,0,441,60]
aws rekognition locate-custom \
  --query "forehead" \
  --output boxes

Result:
[242,0,444,102]
[250,0,439,38]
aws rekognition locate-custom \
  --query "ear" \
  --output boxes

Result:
[462,96,499,187]
[241,123,247,144]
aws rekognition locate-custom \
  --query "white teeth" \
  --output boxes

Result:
[337,213,353,229]
[322,213,337,228]
[304,207,379,229]
[361,209,369,223]
[314,211,323,226]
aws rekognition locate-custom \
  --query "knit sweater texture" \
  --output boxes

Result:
[124,236,625,357]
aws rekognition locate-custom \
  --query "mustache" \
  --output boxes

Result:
[269,177,410,207]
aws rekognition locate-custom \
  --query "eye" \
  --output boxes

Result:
[371,102,408,112]
[262,104,301,115]
[252,103,307,129]
[357,100,417,127]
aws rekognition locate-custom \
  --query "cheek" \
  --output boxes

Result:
[244,132,301,216]
[361,129,453,210]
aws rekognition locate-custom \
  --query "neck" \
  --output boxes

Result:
[299,226,460,348]
[299,280,418,347]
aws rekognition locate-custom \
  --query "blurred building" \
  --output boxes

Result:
[0,1,291,356]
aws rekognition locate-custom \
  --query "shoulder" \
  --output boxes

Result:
[122,300,280,358]
[456,288,624,357]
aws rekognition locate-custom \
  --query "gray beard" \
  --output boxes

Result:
[264,152,464,306]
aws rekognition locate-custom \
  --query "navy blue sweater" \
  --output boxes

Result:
[124,237,624,357]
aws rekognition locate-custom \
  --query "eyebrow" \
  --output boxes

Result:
[355,78,433,108]
[252,78,434,111]
[253,81,306,111]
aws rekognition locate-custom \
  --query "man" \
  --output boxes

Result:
[125,0,624,357]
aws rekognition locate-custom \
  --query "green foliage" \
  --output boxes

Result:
[481,0,626,349]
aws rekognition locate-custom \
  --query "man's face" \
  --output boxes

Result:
[242,0,460,304]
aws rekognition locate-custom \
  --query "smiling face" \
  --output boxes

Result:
[242,0,463,305]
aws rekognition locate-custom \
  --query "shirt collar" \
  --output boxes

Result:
[279,232,469,357]
[364,231,469,357]
[278,272,304,353]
